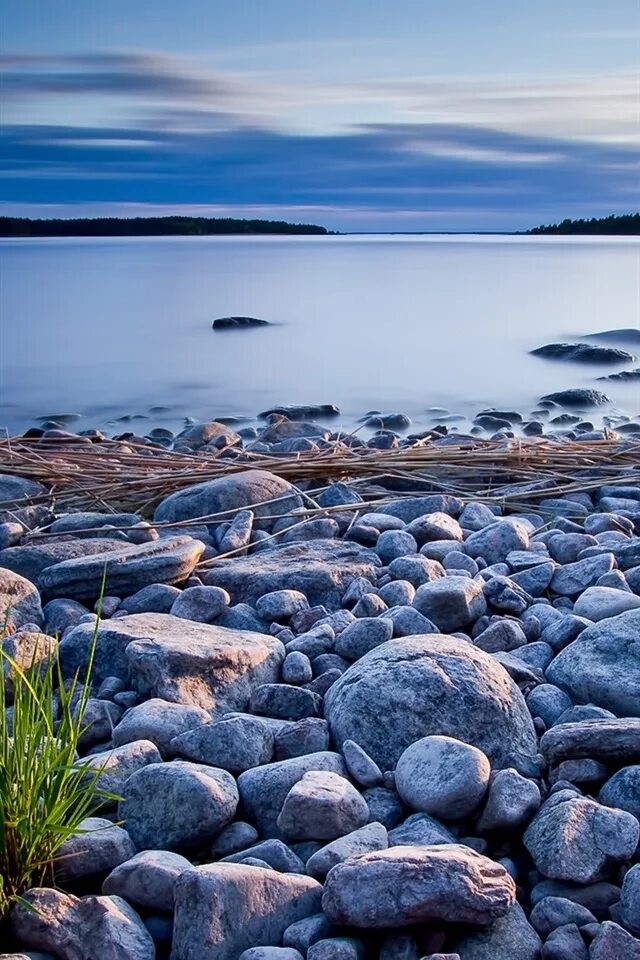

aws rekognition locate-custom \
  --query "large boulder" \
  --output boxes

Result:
[321,844,516,927]
[324,635,538,772]
[546,609,640,716]
[204,540,381,611]
[38,536,205,601]
[154,469,305,530]
[59,612,285,709]
[0,537,131,586]
[0,567,43,630]
[171,863,322,960]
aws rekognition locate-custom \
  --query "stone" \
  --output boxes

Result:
[527,685,573,727]
[282,651,313,684]
[465,521,530,565]
[283,914,332,953]
[324,635,538,772]
[120,583,181,614]
[530,897,596,936]
[388,812,456,847]
[541,719,640,764]
[0,568,43,630]
[112,698,210,754]
[321,844,516,927]
[483,576,532,615]
[621,864,640,935]
[529,879,621,917]
[170,714,274,771]
[10,888,154,960]
[382,605,439,637]
[154,469,303,530]
[389,555,446,586]
[599,766,640,818]
[78,739,161,802]
[334,617,394,659]
[251,683,321,720]
[546,610,640,716]
[532,342,634,363]
[38,536,205,601]
[573,586,640,621]
[306,822,388,879]
[274,718,330,760]
[2,631,57,701]
[55,818,136,883]
[0,538,128,587]
[307,940,363,960]
[118,760,238,851]
[211,821,259,857]
[170,585,230,622]
[376,530,418,564]
[103,849,191,911]
[239,950,303,960]
[378,495,463,523]
[406,513,463,545]
[538,389,610,407]
[221,839,305,873]
[277,770,369,840]
[60,612,284,709]
[589,921,640,959]
[238,752,347,837]
[473,619,527,653]
[204,540,380,611]
[395,736,490,820]
[455,902,542,960]
[412,577,486,631]
[257,590,309,621]
[523,792,639,883]
[477,769,541,832]
[343,740,383,787]
[171,864,322,960]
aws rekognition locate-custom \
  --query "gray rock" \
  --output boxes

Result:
[112,698,210,754]
[277,770,369,841]
[527,684,573,726]
[282,651,313,684]
[257,590,309,621]
[573,586,640,620]
[307,940,363,960]
[204,540,380,611]
[321,844,516,927]
[541,719,640,764]
[378,579,416,606]
[102,849,191,911]
[524,792,639,883]
[211,821,259,857]
[171,864,322,960]
[239,950,303,960]
[119,760,238,851]
[61,612,284,709]
[465,521,530,565]
[483,576,531,615]
[589,921,640,959]
[599,766,640,818]
[532,341,634,362]
[388,812,456,847]
[363,786,404,829]
[539,389,610,407]
[459,502,499,531]
[395,735,490,820]
[0,568,43,630]
[622,864,640,935]
[334,617,394,660]
[238,751,348,837]
[376,531,418,564]
[388,555,445,586]
[283,914,332,953]
[378,496,463,522]
[546,610,640,716]
[0,537,127,586]
[529,896,596,936]
[325,635,538,772]
[218,509,254,554]
[306,822,388,878]
[10,889,154,960]
[455,902,542,960]
[477,768,541,832]
[343,740,383,787]
[412,577,487,632]
[251,684,322,720]
[170,714,274,771]
[78,739,161,802]
[406,512,463,545]
[382,605,439,637]
[2,631,57,702]
[474,619,527,653]
[55,818,136,883]
[39,536,205,601]
[170,585,230,622]
[274,718,330,760]
[119,583,181,614]
[154,469,303,530]
[221,839,305,873]
[510,562,555,596]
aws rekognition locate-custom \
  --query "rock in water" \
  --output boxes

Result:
[38,536,205,601]
[204,540,381,610]
[154,469,305,530]
[59,612,285,707]
[171,863,322,960]
[212,316,270,329]
[538,389,610,408]
[321,844,516,927]
[324,635,538,772]
[546,609,640,716]
[531,343,635,363]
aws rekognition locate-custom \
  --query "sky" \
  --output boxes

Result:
[2,0,640,230]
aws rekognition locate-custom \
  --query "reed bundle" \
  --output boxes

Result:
[0,436,638,536]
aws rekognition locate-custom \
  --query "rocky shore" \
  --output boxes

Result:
[1,409,640,960]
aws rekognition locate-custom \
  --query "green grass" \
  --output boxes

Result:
[0,611,117,918]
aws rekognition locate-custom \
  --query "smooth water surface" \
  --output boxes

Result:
[1,234,639,434]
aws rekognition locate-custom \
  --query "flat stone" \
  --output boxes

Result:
[321,844,516,927]
[573,586,640,620]
[38,536,205,601]
[170,714,274,771]
[203,540,380,611]
[541,719,640,764]
[59,612,284,709]
[171,864,322,960]
[0,537,130,586]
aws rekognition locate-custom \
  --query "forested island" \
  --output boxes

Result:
[527,213,640,235]
[0,215,331,237]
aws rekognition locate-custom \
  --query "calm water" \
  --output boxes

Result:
[1,234,639,435]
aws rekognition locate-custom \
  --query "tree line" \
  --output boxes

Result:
[0,216,332,237]
[527,214,640,235]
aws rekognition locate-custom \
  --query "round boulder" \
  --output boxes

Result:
[324,635,538,772]
[395,735,491,819]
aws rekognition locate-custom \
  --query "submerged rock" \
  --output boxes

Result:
[538,389,610,408]
[531,342,635,363]
[212,316,270,330]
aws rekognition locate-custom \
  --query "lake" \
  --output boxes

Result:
[1,234,639,436]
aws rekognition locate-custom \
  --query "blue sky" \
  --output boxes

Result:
[2,1,639,229]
